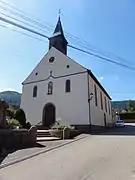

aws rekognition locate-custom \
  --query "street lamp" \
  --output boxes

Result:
[88,92,93,133]
[88,93,93,102]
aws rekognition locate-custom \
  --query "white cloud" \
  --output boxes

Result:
[98,76,104,82]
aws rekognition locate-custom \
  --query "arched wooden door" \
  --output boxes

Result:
[42,103,55,127]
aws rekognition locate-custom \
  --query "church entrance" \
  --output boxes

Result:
[42,103,55,128]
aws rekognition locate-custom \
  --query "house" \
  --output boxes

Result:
[20,17,112,132]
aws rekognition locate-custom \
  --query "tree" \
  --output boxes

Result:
[14,109,31,129]
[6,106,15,119]
[14,109,26,127]
[127,100,135,112]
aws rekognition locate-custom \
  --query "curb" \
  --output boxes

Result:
[0,134,88,169]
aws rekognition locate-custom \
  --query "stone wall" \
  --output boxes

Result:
[0,126,37,150]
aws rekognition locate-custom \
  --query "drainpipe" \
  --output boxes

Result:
[87,72,92,133]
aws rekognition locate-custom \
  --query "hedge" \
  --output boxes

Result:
[120,113,135,120]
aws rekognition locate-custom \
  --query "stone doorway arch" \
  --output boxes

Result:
[42,103,55,128]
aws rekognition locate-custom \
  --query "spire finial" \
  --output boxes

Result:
[58,9,61,18]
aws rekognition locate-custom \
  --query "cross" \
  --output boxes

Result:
[58,9,61,16]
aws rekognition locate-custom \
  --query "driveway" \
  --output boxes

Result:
[1,131,135,180]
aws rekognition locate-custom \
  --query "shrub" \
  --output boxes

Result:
[7,119,21,129]
[51,121,75,130]
[120,113,135,120]
[6,108,15,119]
[14,109,26,127]
[24,122,31,130]
[13,109,31,129]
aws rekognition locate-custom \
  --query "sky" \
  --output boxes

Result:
[0,0,135,101]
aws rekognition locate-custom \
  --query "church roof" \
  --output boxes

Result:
[87,69,111,100]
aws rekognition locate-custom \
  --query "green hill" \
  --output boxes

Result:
[111,101,129,110]
[0,91,132,111]
[0,91,21,108]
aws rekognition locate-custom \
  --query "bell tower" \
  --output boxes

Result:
[49,17,68,55]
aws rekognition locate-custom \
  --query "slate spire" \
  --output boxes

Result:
[53,16,64,36]
[49,16,68,55]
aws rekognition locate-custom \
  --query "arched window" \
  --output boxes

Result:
[104,96,107,112]
[65,79,70,93]
[33,86,37,97]
[48,81,53,95]
[94,84,98,106]
[108,100,111,114]
[100,91,103,110]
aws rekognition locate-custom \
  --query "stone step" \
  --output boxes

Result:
[37,129,52,137]
[36,125,49,130]
[37,136,60,141]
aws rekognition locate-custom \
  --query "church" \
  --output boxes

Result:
[20,17,113,132]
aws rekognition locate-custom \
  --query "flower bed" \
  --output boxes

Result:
[50,121,79,139]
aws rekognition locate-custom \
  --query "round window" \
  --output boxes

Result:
[49,57,55,63]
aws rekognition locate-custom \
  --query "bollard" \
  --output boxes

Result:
[63,127,67,140]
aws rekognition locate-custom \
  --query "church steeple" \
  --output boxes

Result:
[49,16,68,55]
[53,16,64,35]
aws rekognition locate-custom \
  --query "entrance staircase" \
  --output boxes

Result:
[37,129,60,141]
[37,129,51,137]
[36,122,60,141]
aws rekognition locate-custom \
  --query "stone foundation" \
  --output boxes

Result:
[72,124,107,134]
[73,125,91,133]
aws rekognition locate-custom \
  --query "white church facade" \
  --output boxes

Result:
[21,17,112,132]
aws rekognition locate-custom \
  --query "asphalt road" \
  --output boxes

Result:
[1,129,135,180]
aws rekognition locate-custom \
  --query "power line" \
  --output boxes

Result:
[0,0,133,66]
[0,15,135,71]
[0,24,47,43]
[0,2,53,31]
[66,31,135,66]
[0,11,50,34]
[0,16,49,39]
[0,0,134,67]
[68,45,135,71]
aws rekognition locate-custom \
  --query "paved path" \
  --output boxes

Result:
[1,139,70,165]
[0,134,86,166]
[1,134,135,180]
